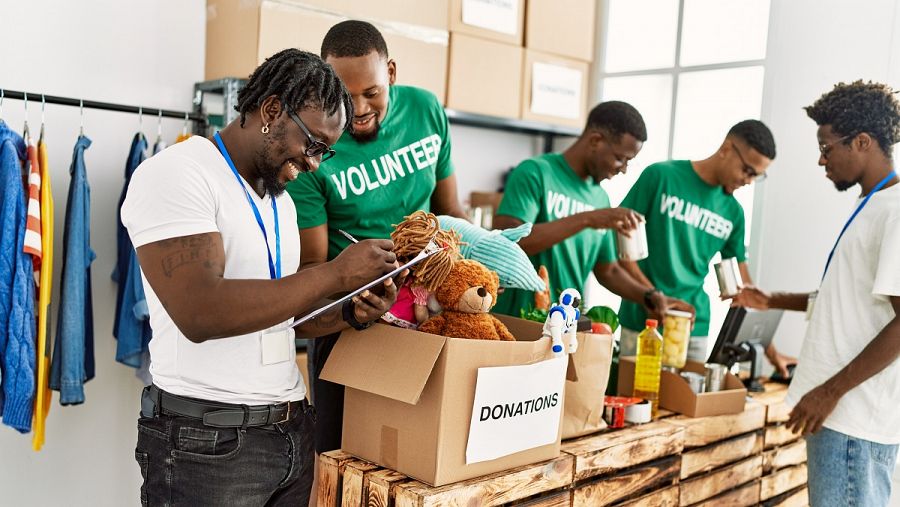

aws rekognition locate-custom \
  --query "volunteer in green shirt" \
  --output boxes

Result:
[618,120,794,371]
[286,20,466,456]
[493,101,691,321]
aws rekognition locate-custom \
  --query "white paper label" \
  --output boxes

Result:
[530,62,583,120]
[261,329,293,365]
[462,0,518,35]
[465,356,568,464]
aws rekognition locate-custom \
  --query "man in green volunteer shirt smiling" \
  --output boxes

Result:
[286,20,466,457]
[493,101,691,321]
[617,120,794,372]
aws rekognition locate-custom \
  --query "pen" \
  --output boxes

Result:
[338,229,359,244]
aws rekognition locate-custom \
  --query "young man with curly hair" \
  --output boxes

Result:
[735,81,900,507]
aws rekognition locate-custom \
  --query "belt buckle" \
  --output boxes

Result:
[278,400,292,424]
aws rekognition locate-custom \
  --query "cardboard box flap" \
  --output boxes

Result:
[320,324,447,405]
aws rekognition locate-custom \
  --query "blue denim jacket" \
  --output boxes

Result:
[50,135,96,405]
[0,121,36,432]
[113,133,151,367]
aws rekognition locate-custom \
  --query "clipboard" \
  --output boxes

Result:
[290,245,444,329]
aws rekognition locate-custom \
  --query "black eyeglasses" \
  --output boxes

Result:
[285,108,336,162]
[731,142,766,182]
[818,135,853,160]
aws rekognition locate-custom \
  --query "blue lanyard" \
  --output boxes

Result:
[822,171,896,280]
[213,132,282,279]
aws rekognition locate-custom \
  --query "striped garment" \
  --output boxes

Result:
[23,135,42,277]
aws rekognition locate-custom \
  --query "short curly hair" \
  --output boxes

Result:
[728,120,776,159]
[321,20,388,60]
[804,80,900,157]
[585,101,648,142]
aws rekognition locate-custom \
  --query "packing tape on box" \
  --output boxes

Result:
[624,400,652,424]
[265,0,449,45]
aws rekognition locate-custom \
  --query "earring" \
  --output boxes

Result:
[261,123,270,134]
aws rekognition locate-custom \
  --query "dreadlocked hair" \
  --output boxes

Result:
[236,48,353,130]
[391,211,462,293]
[805,80,900,157]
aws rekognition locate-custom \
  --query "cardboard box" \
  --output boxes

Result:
[446,33,523,118]
[298,0,449,30]
[525,0,596,61]
[520,49,589,128]
[449,0,525,45]
[321,315,570,486]
[618,358,747,418]
[206,0,449,101]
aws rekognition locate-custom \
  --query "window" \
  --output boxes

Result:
[587,0,771,347]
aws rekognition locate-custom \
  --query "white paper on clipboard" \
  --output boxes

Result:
[290,247,444,329]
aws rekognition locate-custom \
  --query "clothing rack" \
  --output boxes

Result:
[0,88,207,128]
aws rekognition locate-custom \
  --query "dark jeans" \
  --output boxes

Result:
[135,395,316,506]
[310,332,344,453]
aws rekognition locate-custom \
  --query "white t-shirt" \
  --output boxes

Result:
[121,136,305,404]
[787,182,900,444]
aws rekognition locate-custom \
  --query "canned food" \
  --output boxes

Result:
[616,221,649,261]
[704,363,729,393]
[662,310,692,368]
[714,257,743,298]
[680,372,706,394]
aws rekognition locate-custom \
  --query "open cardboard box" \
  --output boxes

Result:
[618,357,747,418]
[321,315,573,486]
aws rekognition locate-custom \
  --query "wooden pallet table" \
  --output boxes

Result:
[750,384,808,505]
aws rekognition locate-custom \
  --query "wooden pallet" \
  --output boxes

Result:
[679,455,763,505]
[572,455,681,507]
[761,486,809,507]
[751,384,808,506]
[665,401,766,448]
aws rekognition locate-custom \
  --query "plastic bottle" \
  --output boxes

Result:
[633,319,663,418]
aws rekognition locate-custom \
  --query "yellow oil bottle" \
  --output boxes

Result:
[633,319,663,418]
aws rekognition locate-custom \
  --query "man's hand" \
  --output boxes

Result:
[352,270,408,323]
[330,239,398,291]
[731,285,771,310]
[587,208,643,236]
[787,382,842,436]
[765,343,797,378]
[645,292,696,325]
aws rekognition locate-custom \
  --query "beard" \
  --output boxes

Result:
[833,180,855,192]
[349,117,382,144]
[253,126,289,197]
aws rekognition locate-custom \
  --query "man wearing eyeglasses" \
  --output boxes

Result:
[286,20,467,463]
[617,120,794,372]
[121,49,403,506]
[734,81,900,507]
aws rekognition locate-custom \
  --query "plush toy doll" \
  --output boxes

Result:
[438,215,546,292]
[418,259,516,341]
[382,211,460,329]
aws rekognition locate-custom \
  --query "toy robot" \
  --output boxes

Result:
[543,289,582,355]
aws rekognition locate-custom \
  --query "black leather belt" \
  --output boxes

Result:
[144,385,306,428]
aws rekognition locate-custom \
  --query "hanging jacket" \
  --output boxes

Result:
[50,135,95,405]
[113,133,151,368]
[0,120,37,432]
[33,132,55,449]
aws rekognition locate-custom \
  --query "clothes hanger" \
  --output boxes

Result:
[155,109,163,146]
[137,106,144,140]
[181,112,189,138]
[0,89,4,123]
[22,92,30,140]
[79,98,85,137]
[40,94,46,141]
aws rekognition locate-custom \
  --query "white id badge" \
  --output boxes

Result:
[261,329,293,365]
[805,291,818,322]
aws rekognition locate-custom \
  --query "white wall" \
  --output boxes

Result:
[0,1,205,505]
[752,0,900,358]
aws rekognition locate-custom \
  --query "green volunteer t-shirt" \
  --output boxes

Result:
[618,160,747,336]
[287,85,454,260]
[492,153,617,317]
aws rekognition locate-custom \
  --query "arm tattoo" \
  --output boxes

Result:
[160,235,216,277]
[313,307,343,329]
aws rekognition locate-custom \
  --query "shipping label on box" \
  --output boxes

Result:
[462,0,519,35]
[465,356,568,464]
[530,62,583,120]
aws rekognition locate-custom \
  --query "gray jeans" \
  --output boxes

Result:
[620,327,708,363]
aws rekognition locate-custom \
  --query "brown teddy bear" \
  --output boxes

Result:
[417,259,516,341]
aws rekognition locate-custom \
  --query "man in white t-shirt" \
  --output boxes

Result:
[735,81,900,507]
[122,49,403,507]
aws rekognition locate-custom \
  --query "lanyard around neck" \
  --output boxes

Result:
[213,132,281,279]
[822,171,896,281]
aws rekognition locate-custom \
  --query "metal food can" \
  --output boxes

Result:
[680,371,706,394]
[616,221,649,261]
[704,363,729,393]
[714,257,743,298]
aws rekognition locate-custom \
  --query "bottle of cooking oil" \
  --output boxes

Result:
[633,319,663,418]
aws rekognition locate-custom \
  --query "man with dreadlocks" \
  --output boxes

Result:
[286,20,468,460]
[121,49,403,506]
[735,81,900,507]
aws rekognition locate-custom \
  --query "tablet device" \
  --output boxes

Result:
[290,246,444,328]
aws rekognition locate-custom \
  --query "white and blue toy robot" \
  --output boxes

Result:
[543,289,582,356]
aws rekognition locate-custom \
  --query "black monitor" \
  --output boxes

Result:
[708,307,784,392]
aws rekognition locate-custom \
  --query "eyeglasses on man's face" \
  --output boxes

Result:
[818,135,853,161]
[284,107,336,162]
[731,142,767,182]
